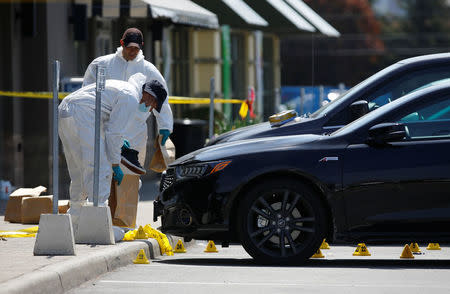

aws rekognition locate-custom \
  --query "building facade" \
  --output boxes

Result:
[0,0,338,194]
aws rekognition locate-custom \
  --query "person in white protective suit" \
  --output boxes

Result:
[83,28,173,170]
[58,73,167,231]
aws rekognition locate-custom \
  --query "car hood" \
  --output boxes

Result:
[171,134,322,165]
[207,116,312,146]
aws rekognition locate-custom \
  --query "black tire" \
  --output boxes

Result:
[237,178,327,264]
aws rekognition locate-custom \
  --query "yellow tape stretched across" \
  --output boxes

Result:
[0,91,243,105]
[0,226,39,238]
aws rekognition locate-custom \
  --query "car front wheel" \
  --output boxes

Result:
[238,178,327,264]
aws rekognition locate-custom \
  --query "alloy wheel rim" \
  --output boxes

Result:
[246,188,316,258]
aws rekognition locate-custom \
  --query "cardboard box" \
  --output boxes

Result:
[109,175,139,228]
[58,200,70,214]
[21,195,53,224]
[4,186,47,222]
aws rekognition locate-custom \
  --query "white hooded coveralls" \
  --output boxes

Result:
[58,74,146,227]
[83,47,173,165]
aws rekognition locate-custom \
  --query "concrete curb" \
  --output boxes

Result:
[0,236,172,294]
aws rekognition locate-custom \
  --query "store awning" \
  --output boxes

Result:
[143,0,218,28]
[74,0,219,29]
[265,0,315,32]
[284,0,340,37]
[221,0,268,26]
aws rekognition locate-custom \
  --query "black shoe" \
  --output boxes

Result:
[121,148,146,175]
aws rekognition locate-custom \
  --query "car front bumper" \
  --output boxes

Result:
[153,170,233,240]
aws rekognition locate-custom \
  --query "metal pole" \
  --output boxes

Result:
[209,77,215,139]
[300,88,305,116]
[93,65,105,207]
[255,31,263,119]
[319,85,324,107]
[52,60,60,215]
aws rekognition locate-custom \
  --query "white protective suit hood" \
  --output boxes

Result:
[116,46,145,63]
[127,72,146,101]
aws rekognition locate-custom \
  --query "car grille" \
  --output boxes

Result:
[160,168,175,191]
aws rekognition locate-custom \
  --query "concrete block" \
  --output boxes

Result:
[76,206,115,245]
[33,214,76,256]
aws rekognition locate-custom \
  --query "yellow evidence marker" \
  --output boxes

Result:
[353,243,371,256]
[204,240,219,253]
[135,226,148,239]
[320,239,330,249]
[409,242,422,254]
[400,244,414,259]
[133,249,150,264]
[174,239,187,253]
[426,243,441,250]
[311,248,325,258]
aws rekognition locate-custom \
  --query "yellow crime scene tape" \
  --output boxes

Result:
[0,226,39,238]
[0,91,243,105]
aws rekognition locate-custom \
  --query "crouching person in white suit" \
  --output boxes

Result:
[58,73,167,232]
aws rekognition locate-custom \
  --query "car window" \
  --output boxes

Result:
[396,96,450,139]
[324,65,450,127]
[310,64,402,119]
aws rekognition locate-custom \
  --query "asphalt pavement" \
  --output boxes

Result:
[70,242,450,294]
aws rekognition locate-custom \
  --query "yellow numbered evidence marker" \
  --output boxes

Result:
[311,248,325,258]
[400,244,414,259]
[353,243,371,256]
[174,239,187,253]
[204,240,219,253]
[133,249,150,264]
[426,243,441,250]
[320,239,330,249]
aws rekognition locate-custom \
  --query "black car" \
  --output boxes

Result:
[206,53,450,146]
[154,82,450,264]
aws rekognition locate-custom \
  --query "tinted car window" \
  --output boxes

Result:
[397,96,450,139]
[325,65,450,127]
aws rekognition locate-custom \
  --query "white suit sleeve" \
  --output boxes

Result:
[153,101,173,132]
[104,93,138,164]
[144,61,174,133]
[82,60,99,87]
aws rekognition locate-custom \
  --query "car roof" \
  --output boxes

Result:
[396,52,450,65]
[311,53,450,119]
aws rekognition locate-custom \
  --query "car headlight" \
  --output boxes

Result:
[177,160,232,178]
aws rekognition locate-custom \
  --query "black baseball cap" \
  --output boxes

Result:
[121,28,143,49]
[143,80,167,113]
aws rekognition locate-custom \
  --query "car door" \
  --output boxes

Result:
[342,95,450,236]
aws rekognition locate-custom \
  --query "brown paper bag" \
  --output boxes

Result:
[149,135,175,173]
[108,175,139,228]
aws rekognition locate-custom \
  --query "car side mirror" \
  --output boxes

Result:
[349,100,369,121]
[367,123,406,145]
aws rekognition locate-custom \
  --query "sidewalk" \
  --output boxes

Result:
[0,177,183,294]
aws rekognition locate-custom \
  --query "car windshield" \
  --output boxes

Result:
[310,63,401,118]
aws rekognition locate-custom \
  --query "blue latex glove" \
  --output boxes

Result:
[121,139,130,151]
[112,165,124,186]
[159,129,170,146]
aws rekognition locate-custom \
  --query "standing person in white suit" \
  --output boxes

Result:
[58,73,167,231]
[83,28,173,171]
